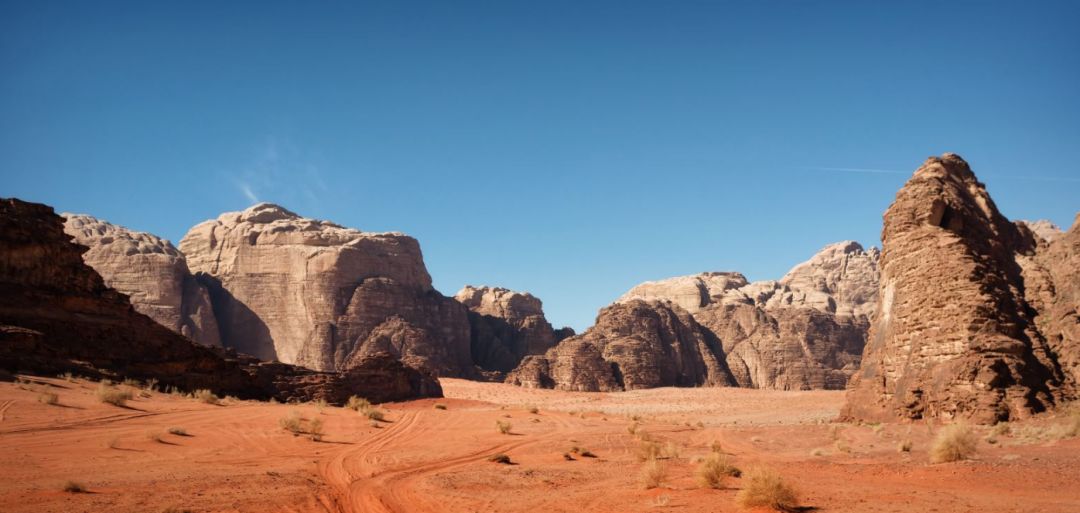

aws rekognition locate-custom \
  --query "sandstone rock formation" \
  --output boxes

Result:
[180,203,473,376]
[508,300,734,391]
[1020,219,1063,243]
[454,285,571,376]
[0,198,441,404]
[842,154,1069,423]
[617,272,749,313]
[63,214,220,346]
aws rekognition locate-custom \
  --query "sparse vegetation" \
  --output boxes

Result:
[640,459,667,489]
[735,467,798,512]
[312,398,328,412]
[810,448,826,457]
[930,422,977,463]
[636,440,662,462]
[193,389,220,405]
[651,494,671,507]
[346,395,372,411]
[563,452,575,461]
[167,427,189,436]
[96,383,134,406]
[579,449,597,458]
[365,409,385,422]
[488,453,512,464]
[496,419,512,435]
[279,411,304,434]
[309,418,324,441]
[627,422,639,435]
[527,405,539,414]
[62,480,87,493]
[146,430,164,443]
[38,391,59,405]
[710,439,723,453]
[696,452,740,489]
[898,439,912,452]
[434,403,447,410]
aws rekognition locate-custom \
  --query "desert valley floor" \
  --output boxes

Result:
[1,377,1077,513]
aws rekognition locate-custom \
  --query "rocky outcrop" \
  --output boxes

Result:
[1020,215,1080,391]
[455,285,571,376]
[842,154,1068,423]
[617,272,748,313]
[1020,219,1063,243]
[507,300,735,391]
[62,214,220,346]
[179,203,473,376]
[0,198,442,404]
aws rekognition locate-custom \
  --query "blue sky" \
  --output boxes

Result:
[2,1,1078,331]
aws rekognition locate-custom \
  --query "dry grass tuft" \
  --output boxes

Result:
[96,383,134,406]
[930,422,977,463]
[312,398,328,412]
[735,467,798,511]
[898,439,912,453]
[496,419,512,435]
[527,405,539,414]
[346,396,372,411]
[309,418,324,441]
[696,452,739,489]
[640,459,667,489]
[279,411,303,434]
[146,430,164,443]
[488,453,512,464]
[627,421,639,435]
[636,440,663,462]
[193,389,220,405]
[365,409,385,422]
[434,403,447,410]
[38,391,59,405]
[167,427,189,436]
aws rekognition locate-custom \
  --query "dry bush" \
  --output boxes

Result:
[627,422,640,435]
[312,398,328,412]
[990,422,1011,437]
[735,467,798,511]
[167,427,189,436]
[96,383,133,406]
[496,419,512,435]
[563,452,574,461]
[488,453,512,464]
[662,441,680,459]
[1049,412,1080,439]
[62,480,87,493]
[146,430,164,443]
[366,409,385,422]
[898,439,912,452]
[696,452,739,489]
[346,396,371,411]
[527,405,539,414]
[144,378,158,392]
[309,418,324,441]
[651,494,671,507]
[434,403,447,410]
[38,391,59,405]
[193,389,220,405]
[279,411,303,434]
[709,440,723,453]
[579,449,597,458]
[639,459,667,489]
[636,440,663,462]
[930,422,977,463]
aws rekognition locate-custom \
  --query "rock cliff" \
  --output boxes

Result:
[0,198,441,404]
[842,154,1068,423]
[63,214,220,346]
[455,285,570,376]
[179,203,473,376]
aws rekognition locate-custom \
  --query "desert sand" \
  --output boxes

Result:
[1,376,1077,513]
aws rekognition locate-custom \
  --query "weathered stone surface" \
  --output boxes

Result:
[0,198,442,404]
[1019,219,1063,243]
[1021,215,1080,391]
[455,285,570,376]
[617,272,748,313]
[63,214,220,346]
[180,203,473,376]
[842,154,1066,424]
[507,300,735,391]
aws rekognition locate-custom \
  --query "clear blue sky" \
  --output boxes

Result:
[2,1,1078,331]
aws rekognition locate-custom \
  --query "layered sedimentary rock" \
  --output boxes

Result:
[0,198,441,404]
[455,285,570,376]
[617,272,748,313]
[1020,215,1080,391]
[508,300,735,391]
[842,154,1067,423]
[63,214,220,346]
[180,203,472,376]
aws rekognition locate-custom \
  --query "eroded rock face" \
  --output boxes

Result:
[1020,215,1080,392]
[455,285,570,376]
[0,198,442,404]
[842,154,1066,423]
[179,203,472,376]
[63,214,220,346]
[507,300,735,391]
[617,272,748,313]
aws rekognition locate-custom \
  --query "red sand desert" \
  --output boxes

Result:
[1,376,1078,513]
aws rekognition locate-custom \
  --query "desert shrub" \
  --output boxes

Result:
[710,439,723,453]
[38,391,59,405]
[579,449,597,458]
[365,409,385,422]
[627,422,639,435]
[735,467,798,511]
[496,420,512,435]
[61,372,76,382]
[96,383,133,406]
[662,441,680,459]
[122,378,141,388]
[990,422,1011,437]
[527,405,539,414]
[434,403,447,410]
[563,452,575,461]
[898,439,912,452]
[488,453,512,464]
[369,420,381,428]
[1050,412,1080,439]
[145,378,158,391]
[636,440,663,462]
[930,422,977,463]
[346,395,371,411]
[639,459,667,489]
[146,430,164,443]
[696,452,739,489]
[279,411,303,434]
[167,427,189,436]
[193,389,220,405]
[62,480,87,493]
[312,398,328,412]
[309,418,324,441]
[651,494,671,507]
